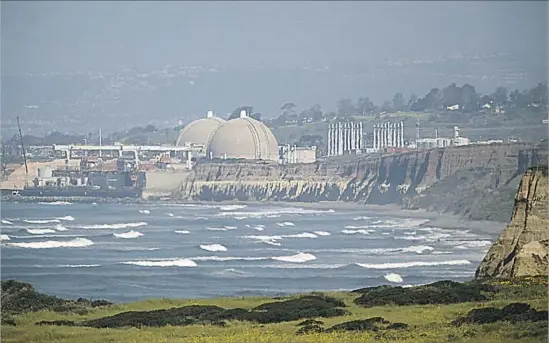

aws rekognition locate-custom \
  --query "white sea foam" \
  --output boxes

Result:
[277,221,295,227]
[0,234,10,241]
[6,238,94,249]
[263,263,346,269]
[448,240,493,249]
[81,222,148,230]
[313,231,331,236]
[138,209,151,214]
[199,244,228,252]
[122,258,197,267]
[26,228,57,235]
[219,204,247,211]
[384,272,404,283]
[207,226,236,231]
[39,201,73,205]
[219,207,334,219]
[356,259,471,269]
[113,230,144,239]
[167,213,174,217]
[272,252,316,263]
[400,245,435,254]
[23,219,60,224]
[1,219,13,225]
[55,224,68,231]
[283,232,318,238]
[246,224,265,231]
[244,232,318,244]
[191,256,268,261]
[57,216,75,221]
[352,216,371,221]
[175,230,190,234]
[59,264,100,268]
[341,229,375,235]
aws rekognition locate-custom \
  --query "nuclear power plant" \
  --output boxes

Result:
[326,122,363,156]
[372,121,405,151]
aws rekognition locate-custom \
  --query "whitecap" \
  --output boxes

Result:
[356,259,471,269]
[55,224,68,231]
[341,229,375,235]
[352,216,371,221]
[384,272,404,283]
[219,208,333,219]
[59,264,100,268]
[122,258,197,267]
[81,222,148,230]
[400,245,435,254]
[313,231,331,236]
[138,209,151,214]
[175,230,190,234]
[39,201,72,205]
[283,232,317,239]
[199,244,228,252]
[7,238,94,249]
[23,219,60,224]
[272,252,316,263]
[219,205,247,211]
[0,234,10,241]
[56,216,75,221]
[1,219,13,225]
[276,221,295,227]
[207,226,236,231]
[113,230,144,239]
[26,228,57,235]
[191,256,268,261]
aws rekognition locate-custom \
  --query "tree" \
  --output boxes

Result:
[298,134,323,147]
[529,83,548,108]
[229,106,254,119]
[442,83,462,107]
[460,84,479,112]
[408,94,418,109]
[356,97,375,115]
[492,87,508,107]
[336,98,356,117]
[392,93,405,112]
[380,100,393,113]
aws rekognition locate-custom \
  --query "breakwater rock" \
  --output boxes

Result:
[174,143,547,221]
[476,166,548,279]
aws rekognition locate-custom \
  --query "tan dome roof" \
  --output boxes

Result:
[207,114,279,162]
[176,111,226,147]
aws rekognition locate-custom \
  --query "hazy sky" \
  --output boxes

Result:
[2,1,547,73]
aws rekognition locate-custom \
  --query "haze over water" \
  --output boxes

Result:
[1,202,493,302]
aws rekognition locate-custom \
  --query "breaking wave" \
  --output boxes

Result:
[113,230,144,239]
[59,264,100,268]
[1,234,10,241]
[218,207,334,219]
[246,224,265,231]
[138,209,151,214]
[1,219,13,225]
[356,259,471,269]
[23,219,60,224]
[384,272,404,283]
[55,224,68,231]
[26,228,57,235]
[244,232,319,245]
[39,201,72,205]
[277,222,295,227]
[175,230,190,234]
[81,222,148,230]
[313,231,331,236]
[199,244,228,252]
[57,216,75,221]
[272,252,316,263]
[191,256,268,261]
[121,258,197,267]
[341,229,375,235]
[207,226,236,231]
[219,205,247,211]
[6,238,94,249]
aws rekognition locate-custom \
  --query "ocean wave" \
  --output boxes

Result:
[271,252,316,263]
[400,245,435,254]
[23,219,60,224]
[352,216,372,221]
[113,230,144,239]
[199,244,228,252]
[1,219,13,225]
[313,231,331,236]
[219,205,248,211]
[175,230,190,234]
[57,216,75,221]
[138,209,151,214]
[244,232,318,244]
[191,256,268,261]
[218,207,334,219]
[55,224,68,231]
[277,221,295,227]
[26,228,57,235]
[6,238,94,249]
[81,222,148,230]
[263,263,346,269]
[58,264,100,268]
[341,229,375,235]
[447,240,493,249]
[384,272,404,283]
[38,201,73,205]
[0,234,10,241]
[308,245,434,255]
[356,259,471,269]
[207,226,237,231]
[121,258,197,267]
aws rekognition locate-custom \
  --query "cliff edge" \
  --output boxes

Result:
[475,166,548,279]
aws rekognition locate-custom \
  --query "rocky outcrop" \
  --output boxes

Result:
[475,166,548,279]
[174,143,546,219]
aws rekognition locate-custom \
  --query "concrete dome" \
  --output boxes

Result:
[208,111,279,162]
[176,111,226,147]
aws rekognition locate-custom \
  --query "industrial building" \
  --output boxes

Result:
[372,121,405,151]
[415,126,470,150]
[207,110,279,162]
[326,122,363,156]
[279,145,317,164]
[176,110,226,154]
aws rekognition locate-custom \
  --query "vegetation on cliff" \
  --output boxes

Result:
[2,277,547,343]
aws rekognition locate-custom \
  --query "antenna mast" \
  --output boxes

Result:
[16,117,29,177]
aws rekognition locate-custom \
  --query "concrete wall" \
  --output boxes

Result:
[142,170,191,199]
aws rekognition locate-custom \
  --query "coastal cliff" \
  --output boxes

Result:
[475,166,548,279]
[173,143,547,221]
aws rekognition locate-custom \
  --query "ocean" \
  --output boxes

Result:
[0,201,495,302]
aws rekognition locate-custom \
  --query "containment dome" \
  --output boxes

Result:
[176,111,226,147]
[207,110,279,162]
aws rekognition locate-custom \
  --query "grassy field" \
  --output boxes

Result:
[2,277,547,343]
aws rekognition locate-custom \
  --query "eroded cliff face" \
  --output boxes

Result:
[173,143,547,219]
[475,166,548,279]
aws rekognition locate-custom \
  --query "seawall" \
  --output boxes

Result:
[173,143,547,220]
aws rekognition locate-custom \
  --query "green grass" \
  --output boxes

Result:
[2,279,547,343]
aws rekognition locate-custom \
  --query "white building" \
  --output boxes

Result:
[279,145,317,164]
